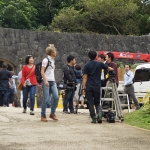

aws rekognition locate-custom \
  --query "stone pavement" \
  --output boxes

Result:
[0,107,150,150]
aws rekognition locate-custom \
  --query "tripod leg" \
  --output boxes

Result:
[112,83,124,121]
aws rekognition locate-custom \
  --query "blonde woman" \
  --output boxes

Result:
[41,44,59,122]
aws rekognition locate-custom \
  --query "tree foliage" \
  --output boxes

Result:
[0,0,149,35]
[0,0,37,29]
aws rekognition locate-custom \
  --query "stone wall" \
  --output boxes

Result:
[0,28,150,80]
[0,28,150,106]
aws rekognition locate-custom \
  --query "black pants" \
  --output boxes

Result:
[86,86,101,117]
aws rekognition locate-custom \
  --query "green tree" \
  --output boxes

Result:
[81,0,139,35]
[0,0,37,29]
[50,7,89,32]
[28,0,80,30]
[134,0,150,35]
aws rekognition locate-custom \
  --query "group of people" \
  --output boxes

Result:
[0,44,140,123]
[97,53,140,111]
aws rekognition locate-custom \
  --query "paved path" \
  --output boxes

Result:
[0,107,150,150]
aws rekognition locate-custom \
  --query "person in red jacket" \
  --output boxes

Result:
[21,55,37,115]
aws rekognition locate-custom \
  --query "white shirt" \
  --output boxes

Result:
[42,55,55,81]
[124,70,134,86]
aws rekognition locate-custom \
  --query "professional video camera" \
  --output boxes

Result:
[108,70,116,82]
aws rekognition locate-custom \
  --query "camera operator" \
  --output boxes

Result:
[82,51,114,123]
[106,52,118,87]
[63,55,76,114]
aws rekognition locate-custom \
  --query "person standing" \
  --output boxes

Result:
[82,51,113,123]
[18,67,23,107]
[41,44,59,122]
[98,54,109,108]
[98,54,108,96]
[123,64,140,110]
[0,62,12,106]
[21,55,37,115]
[106,52,118,86]
[63,55,76,114]
[7,71,17,107]
[73,65,85,109]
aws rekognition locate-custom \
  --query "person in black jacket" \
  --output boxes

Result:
[63,55,76,114]
[0,62,12,106]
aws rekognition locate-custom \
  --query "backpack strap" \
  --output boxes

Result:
[44,58,52,73]
[126,73,130,77]
[26,65,35,79]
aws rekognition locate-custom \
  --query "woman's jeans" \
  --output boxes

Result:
[23,85,36,111]
[41,81,59,116]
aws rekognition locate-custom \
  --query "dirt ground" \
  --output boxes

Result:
[0,107,150,150]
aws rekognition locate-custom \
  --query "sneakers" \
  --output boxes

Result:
[50,114,58,121]
[23,109,26,113]
[70,111,75,114]
[30,110,35,115]
[79,106,84,109]
[41,116,48,122]
[63,111,70,114]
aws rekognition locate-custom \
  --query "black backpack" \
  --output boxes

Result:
[35,58,51,83]
[107,110,115,123]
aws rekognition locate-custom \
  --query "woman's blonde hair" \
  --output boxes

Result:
[46,44,56,55]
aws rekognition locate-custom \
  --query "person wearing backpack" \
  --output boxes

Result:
[123,64,140,110]
[41,44,59,122]
[21,55,37,115]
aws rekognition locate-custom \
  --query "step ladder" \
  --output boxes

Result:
[101,81,124,122]
[118,93,130,113]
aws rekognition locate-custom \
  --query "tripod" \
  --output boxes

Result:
[102,78,124,122]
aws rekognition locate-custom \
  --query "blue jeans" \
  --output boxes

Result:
[0,89,7,105]
[23,85,36,111]
[63,89,75,112]
[41,81,59,116]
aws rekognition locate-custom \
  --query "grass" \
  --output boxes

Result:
[124,104,150,130]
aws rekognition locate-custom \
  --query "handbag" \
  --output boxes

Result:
[17,65,35,91]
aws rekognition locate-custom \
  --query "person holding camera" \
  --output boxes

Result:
[82,51,113,123]
[63,55,76,114]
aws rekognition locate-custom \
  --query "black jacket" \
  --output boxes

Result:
[0,68,12,89]
[63,65,76,86]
